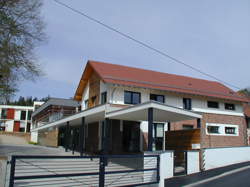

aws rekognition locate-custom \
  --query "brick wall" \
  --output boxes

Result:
[200,113,247,148]
[38,128,58,147]
[171,119,198,130]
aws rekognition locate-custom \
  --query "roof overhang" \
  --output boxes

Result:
[106,101,202,122]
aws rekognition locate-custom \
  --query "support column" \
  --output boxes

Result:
[65,121,70,152]
[148,108,153,151]
[197,118,201,128]
[167,122,171,131]
[79,117,85,156]
[102,118,110,154]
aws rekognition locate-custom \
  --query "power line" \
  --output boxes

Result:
[53,0,241,90]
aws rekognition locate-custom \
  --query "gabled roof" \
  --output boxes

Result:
[74,60,248,102]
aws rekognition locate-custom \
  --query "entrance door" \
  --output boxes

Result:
[153,123,164,151]
[123,121,140,153]
[174,150,187,176]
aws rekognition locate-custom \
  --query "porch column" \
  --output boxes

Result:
[65,121,70,152]
[102,118,110,154]
[197,118,201,128]
[168,122,171,131]
[148,107,153,151]
[79,117,85,156]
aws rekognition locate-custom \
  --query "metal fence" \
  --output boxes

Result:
[9,154,160,187]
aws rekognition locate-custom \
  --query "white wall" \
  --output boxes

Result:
[14,110,21,120]
[144,151,174,187]
[107,85,244,117]
[203,147,250,170]
[187,151,200,174]
[30,131,38,143]
[5,120,14,132]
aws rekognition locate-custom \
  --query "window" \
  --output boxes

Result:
[207,101,219,108]
[124,91,141,104]
[153,123,164,151]
[27,111,32,120]
[207,126,219,134]
[225,127,236,134]
[101,92,107,104]
[247,118,250,129]
[225,103,235,110]
[183,98,192,110]
[183,125,194,130]
[84,99,89,108]
[19,128,25,132]
[20,111,26,120]
[1,109,7,119]
[150,94,165,103]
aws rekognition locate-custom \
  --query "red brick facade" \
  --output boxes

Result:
[200,113,247,148]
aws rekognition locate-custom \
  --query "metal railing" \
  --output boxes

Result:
[9,154,160,187]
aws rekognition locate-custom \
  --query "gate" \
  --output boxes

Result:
[173,150,187,176]
[9,154,160,187]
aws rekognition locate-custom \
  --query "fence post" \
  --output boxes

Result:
[9,156,16,187]
[99,155,105,187]
[156,155,160,182]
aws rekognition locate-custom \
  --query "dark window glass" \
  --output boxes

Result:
[183,98,192,110]
[27,111,32,120]
[183,125,194,130]
[207,126,219,134]
[207,101,219,108]
[225,103,235,110]
[247,118,250,129]
[225,127,236,134]
[101,92,107,104]
[124,91,141,104]
[150,94,165,103]
[20,111,26,120]
[19,128,25,132]
[1,109,7,119]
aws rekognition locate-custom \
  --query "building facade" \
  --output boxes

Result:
[31,61,249,154]
[0,105,34,132]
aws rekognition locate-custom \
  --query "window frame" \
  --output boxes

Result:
[225,103,235,111]
[124,91,141,104]
[101,92,107,104]
[150,94,165,103]
[183,98,192,110]
[207,101,219,109]
[206,123,239,136]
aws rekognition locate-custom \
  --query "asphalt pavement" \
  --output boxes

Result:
[165,161,250,187]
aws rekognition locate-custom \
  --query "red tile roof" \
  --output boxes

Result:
[87,60,248,102]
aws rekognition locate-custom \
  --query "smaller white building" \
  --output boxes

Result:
[0,101,44,133]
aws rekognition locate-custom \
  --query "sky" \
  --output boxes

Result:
[16,0,250,100]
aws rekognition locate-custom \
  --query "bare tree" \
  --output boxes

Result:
[0,0,46,103]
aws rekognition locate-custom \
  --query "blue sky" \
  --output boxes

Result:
[17,0,250,100]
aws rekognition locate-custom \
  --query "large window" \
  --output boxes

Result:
[183,98,192,110]
[124,91,141,104]
[20,111,26,120]
[225,127,236,134]
[150,94,165,103]
[153,123,164,151]
[101,92,107,104]
[207,126,219,134]
[225,103,235,111]
[27,111,32,120]
[1,109,7,119]
[207,101,219,108]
